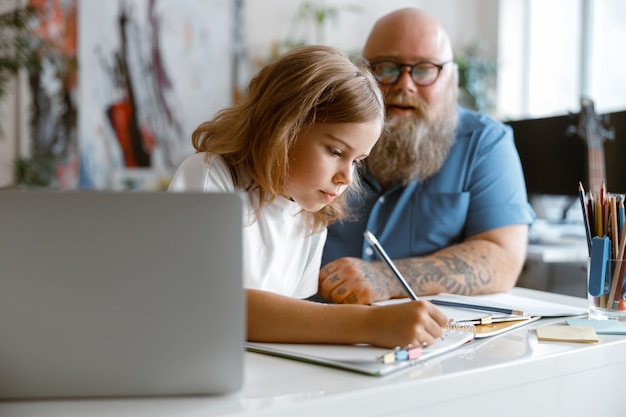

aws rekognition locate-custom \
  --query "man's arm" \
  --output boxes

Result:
[318,224,529,304]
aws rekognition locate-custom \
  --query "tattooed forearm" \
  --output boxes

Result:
[320,226,525,301]
[360,261,392,297]
[394,247,495,296]
[421,255,491,294]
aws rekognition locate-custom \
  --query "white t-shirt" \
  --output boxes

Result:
[168,152,324,298]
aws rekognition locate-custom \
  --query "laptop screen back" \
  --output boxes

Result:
[0,191,244,400]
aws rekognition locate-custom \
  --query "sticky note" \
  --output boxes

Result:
[566,318,626,335]
[536,325,599,343]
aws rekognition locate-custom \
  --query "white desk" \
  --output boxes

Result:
[2,288,625,417]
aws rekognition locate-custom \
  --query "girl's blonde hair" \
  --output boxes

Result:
[192,45,384,232]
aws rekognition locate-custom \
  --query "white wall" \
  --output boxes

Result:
[243,0,499,80]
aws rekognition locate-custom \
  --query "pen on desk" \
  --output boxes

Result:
[428,299,527,316]
[578,181,592,255]
[363,231,419,300]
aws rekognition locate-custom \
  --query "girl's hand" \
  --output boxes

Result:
[364,300,449,349]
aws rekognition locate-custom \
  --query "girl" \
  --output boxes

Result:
[169,45,448,348]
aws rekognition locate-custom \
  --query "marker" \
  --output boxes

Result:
[363,231,418,300]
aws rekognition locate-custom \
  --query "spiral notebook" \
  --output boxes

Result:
[246,323,475,377]
[424,292,588,338]
[375,292,586,339]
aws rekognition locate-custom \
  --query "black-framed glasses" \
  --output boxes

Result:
[367,60,451,87]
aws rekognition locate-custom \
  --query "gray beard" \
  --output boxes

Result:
[367,107,458,187]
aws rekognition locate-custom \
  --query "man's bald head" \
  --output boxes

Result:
[363,8,453,65]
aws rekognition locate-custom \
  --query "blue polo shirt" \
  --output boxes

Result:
[322,107,536,263]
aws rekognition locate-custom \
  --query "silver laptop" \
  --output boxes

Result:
[0,191,245,400]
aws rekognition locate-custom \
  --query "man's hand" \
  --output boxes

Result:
[318,257,398,304]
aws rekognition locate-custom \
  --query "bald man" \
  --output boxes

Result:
[319,8,535,304]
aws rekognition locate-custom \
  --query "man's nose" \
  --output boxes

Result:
[390,67,418,94]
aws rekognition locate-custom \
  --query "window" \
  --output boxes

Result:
[497,0,626,119]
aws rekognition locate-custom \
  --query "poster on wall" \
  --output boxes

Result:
[78,0,236,190]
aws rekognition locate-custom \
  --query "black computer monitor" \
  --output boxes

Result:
[506,109,626,197]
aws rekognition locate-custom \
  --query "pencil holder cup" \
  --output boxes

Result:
[587,256,626,321]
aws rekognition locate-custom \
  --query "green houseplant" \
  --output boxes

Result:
[268,2,362,62]
[0,6,49,186]
[0,6,39,116]
[0,5,77,187]
[455,42,498,114]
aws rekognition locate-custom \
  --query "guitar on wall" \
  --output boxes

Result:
[567,96,615,194]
